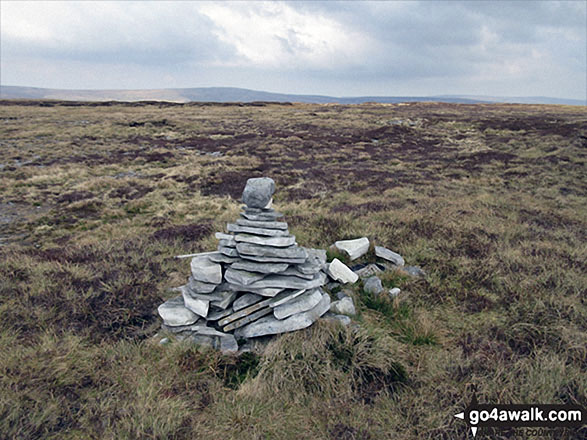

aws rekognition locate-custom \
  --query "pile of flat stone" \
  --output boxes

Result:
[157,178,332,353]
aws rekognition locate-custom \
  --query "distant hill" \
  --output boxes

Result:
[0,85,584,106]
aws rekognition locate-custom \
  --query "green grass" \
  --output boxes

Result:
[0,100,585,439]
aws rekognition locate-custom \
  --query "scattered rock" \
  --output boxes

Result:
[353,263,384,279]
[401,265,426,278]
[327,258,359,284]
[363,276,384,295]
[334,237,370,260]
[389,287,401,298]
[375,245,405,266]
[329,296,356,316]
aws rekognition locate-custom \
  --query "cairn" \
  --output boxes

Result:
[158,177,331,353]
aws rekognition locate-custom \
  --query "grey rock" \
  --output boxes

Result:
[236,218,288,230]
[239,254,306,264]
[334,237,370,260]
[273,289,322,319]
[321,312,352,326]
[353,263,384,279]
[245,271,326,291]
[210,290,237,310]
[234,293,331,338]
[363,276,384,295]
[227,284,284,297]
[242,177,275,208]
[161,322,204,334]
[268,289,307,307]
[218,246,239,257]
[336,290,351,300]
[402,266,426,278]
[215,232,236,246]
[326,281,341,291]
[240,211,284,221]
[234,233,296,247]
[159,337,170,345]
[218,239,237,248]
[158,296,199,326]
[297,248,327,274]
[190,326,238,353]
[389,287,401,298]
[277,267,315,280]
[188,275,217,294]
[327,259,359,284]
[207,307,233,321]
[172,285,224,302]
[329,296,356,316]
[225,267,268,286]
[223,307,273,332]
[375,246,405,266]
[237,242,308,260]
[182,289,210,317]
[191,334,215,348]
[209,252,240,264]
[227,224,289,237]
[233,293,263,311]
[231,260,289,274]
[190,255,222,285]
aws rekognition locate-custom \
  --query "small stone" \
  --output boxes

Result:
[210,290,237,310]
[321,312,351,326]
[225,267,268,286]
[329,296,356,315]
[269,288,307,307]
[219,246,239,257]
[190,255,222,285]
[188,275,217,294]
[209,252,240,264]
[334,237,370,260]
[389,287,401,298]
[159,337,170,345]
[158,296,199,326]
[325,281,341,291]
[236,218,288,230]
[237,242,308,260]
[227,224,289,237]
[353,263,384,279]
[182,289,209,317]
[242,177,275,208]
[234,234,296,247]
[276,267,315,280]
[218,239,236,248]
[233,293,263,311]
[231,260,289,274]
[363,276,384,295]
[327,258,359,284]
[375,246,405,266]
[207,307,233,321]
[190,326,238,353]
[401,266,426,278]
[336,290,350,300]
[215,232,236,242]
[239,254,306,264]
[273,289,322,320]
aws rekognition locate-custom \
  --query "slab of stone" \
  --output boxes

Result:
[242,177,275,208]
[210,290,237,310]
[234,233,296,247]
[158,296,199,326]
[327,259,359,284]
[190,255,222,285]
[190,326,238,353]
[353,263,384,279]
[273,289,322,319]
[389,287,401,298]
[225,267,268,286]
[245,271,326,291]
[231,260,289,274]
[182,289,209,317]
[375,245,405,266]
[176,284,226,302]
[401,266,426,278]
[268,289,307,307]
[363,276,384,295]
[321,313,352,326]
[234,292,331,338]
[240,211,284,221]
[219,246,239,257]
[223,306,273,332]
[297,248,327,274]
[236,218,288,230]
[329,296,356,316]
[334,237,370,261]
[215,232,235,240]
[208,252,240,264]
[239,254,306,264]
[207,307,233,321]
[188,275,218,294]
[218,239,237,248]
[161,322,203,334]
[227,224,289,237]
[277,266,315,280]
[233,293,263,311]
[237,242,308,260]
[227,284,284,297]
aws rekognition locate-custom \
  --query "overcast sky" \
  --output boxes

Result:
[1,1,585,99]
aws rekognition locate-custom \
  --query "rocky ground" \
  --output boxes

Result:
[0,101,585,439]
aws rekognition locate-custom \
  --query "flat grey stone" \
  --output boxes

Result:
[188,275,217,294]
[334,237,370,261]
[245,271,326,290]
[161,322,204,334]
[321,313,352,326]
[207,307,233,321]
[225,267,268,286]
[240,211,284,221]
[297,248,327,274]
[327,259,359,284]
[273,289,322,319]
[158,296,199,326]
[402,266,426,278]
[389,287,401,298]
[329,296,356,316]
[182,288,209,317]
[171,285,223,302]
[336,290,351,300]
[353,263,384,279]
[239,254,306,264]
[216,233,236,247]
[190,326,238,353]
[234,234,296,247]
[234,293,331,338]
[227,224,289,237]
[326,281,341,291]
[215,232,235,241]
[236,218,288,230]
[210,290,237,310]
[233,293,263,311]
[223,307,273,332]
[268,289,307,307]
[218,239,236,248]
[227,284,284,297]
[237,242,308,260]
[277,267,315,280]
[219,246,239,257]
[159,337,170,345]
[190,334,215,348]
[231,260,289,274]
[375,245,405,266]
[190,255,222,285]
[242,177,275,208]
[363,276,384,295]
[209,252,240,264]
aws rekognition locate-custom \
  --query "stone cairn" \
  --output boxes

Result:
[157,177,332,353]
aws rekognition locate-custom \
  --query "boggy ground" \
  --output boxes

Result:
[0,100,585,439]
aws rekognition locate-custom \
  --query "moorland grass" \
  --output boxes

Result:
[0,101,585,439]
